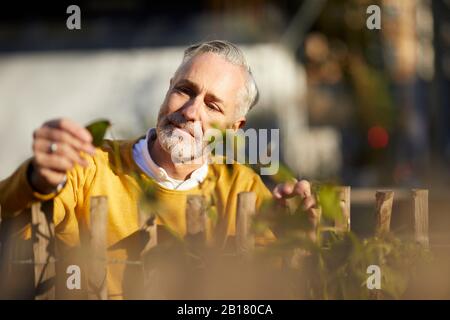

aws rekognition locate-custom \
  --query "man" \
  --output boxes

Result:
[0,40,317,299]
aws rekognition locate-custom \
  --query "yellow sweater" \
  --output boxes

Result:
[0,137,274,299]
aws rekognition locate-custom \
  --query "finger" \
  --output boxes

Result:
[280,182,296,197]
[35,128,95,156]
[272,184,283,199]
[34,152,74,172]
[57,143,89,167]
[272,182,295,200]
[33,140,89,167]
[294,180,311,198]
[35,127,95,155]
[37,167,67,187]
[307,208,320,228]
[302,196,316,211]
[52,142,89,167]
[45,118,93,143]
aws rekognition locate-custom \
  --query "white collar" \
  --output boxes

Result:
[135,128,208,190]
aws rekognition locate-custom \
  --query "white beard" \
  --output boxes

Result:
[156,119,206,164]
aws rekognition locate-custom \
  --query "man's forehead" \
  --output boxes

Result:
[174,52,246,94]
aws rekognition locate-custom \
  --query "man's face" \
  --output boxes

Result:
[156,52,247,163]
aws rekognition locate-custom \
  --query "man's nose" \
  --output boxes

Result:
[181,96,202,121]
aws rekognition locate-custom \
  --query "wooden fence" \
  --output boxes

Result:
[0,187,429,299]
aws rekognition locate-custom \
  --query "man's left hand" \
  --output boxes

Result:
[272,179,320,232]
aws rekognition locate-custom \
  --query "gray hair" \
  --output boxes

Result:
[181,40,259,117]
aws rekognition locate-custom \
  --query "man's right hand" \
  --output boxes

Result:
[29,118,96,194]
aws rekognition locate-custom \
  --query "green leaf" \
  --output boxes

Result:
[269,163,296,184]
[85,119,111,147]
[207,205,218,224]
[317,185,342,221]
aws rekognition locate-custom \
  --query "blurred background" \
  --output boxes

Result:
[0,1,449,243]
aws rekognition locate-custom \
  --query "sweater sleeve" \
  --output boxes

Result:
[0,159,61,219]
[0,156,96,236]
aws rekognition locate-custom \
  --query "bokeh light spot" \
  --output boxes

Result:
[368,126,389,149]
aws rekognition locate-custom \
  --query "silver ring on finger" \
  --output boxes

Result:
[49,142,58,154]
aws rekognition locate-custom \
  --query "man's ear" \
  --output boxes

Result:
[231,117,246,131]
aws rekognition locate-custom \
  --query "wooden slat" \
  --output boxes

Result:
[185,195,207,244]
[0,209,34,299]
[139,208,158,256]
[374,191,394,237]
[88,196,108,300]
[351,188,410,204]
[31,201,56,300]
[138,207,158,298]
[335,186,351,232]
[412,189,429,248]
[236,192,256,256]
[0,205,2,258]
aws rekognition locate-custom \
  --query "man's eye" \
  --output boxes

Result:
[176,86,192,95]
[206,103,219,112]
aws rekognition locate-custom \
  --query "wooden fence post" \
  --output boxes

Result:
[236,192,256,256]
[412,189,429,248]
[0,205,2,258]
[335,186,351,232]
[139,209,158,256]
[372,190,393,301]
[185,195,207,245]
[375,191,394,237]
[139,207,158,298]
[31,201,56,300]
[0,204,3,297]
[0,208,34,299]
[88,196,108,300]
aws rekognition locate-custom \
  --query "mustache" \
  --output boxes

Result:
[162,113,203,138]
